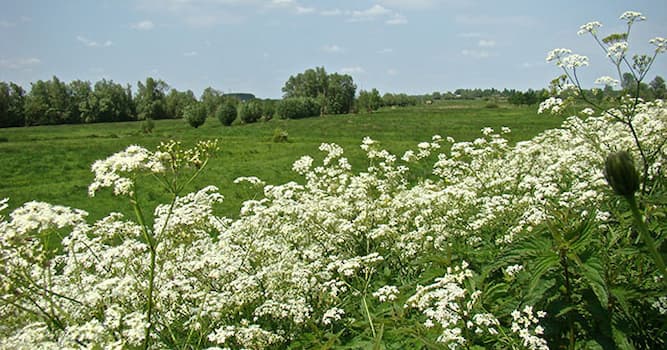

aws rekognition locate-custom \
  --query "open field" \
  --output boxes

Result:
[0,101,561,220]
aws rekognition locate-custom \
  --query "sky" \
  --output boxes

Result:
[1,0,666,99]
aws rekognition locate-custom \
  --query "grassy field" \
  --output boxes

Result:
[0,100,563,221]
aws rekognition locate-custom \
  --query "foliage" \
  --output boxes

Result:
[282,67,357,115]
[276,97,320,119]
[215,99,238,126]
[183,102,207,128]
[140,118,155,134]
[165,88,197,119]
[356,88,383,113]
[1,10,665,349]
[238,99,263,124]
[272,128,288,143]
[0,81,25,127]
[135,77,168,120]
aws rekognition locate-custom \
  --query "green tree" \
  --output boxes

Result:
[200,87,224,117]
[90,80,135,123]
[357,88,383,113]
[216,98,237,126]
[282,67,356,115]
[276,97,320,119]
[23,76,77,125]
[238,99,263,123]
[165,89,197,119]
[183,102,207,128]
[136,77,168,120]
[649,76,665,99]
[0,82,26,127]
[69,80,93,123]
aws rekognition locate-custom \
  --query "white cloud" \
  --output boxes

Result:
[478,39,495,48]
[377,0,436,10]
[0,20,15,28]
[455,14,535,27]
[271,0,294,5]
[458,32,482,38]
[296,6,314,14]
[386,14,407,25]
[184,51,198,57]
[77,35,113,47]
[377,48,394,54]
[132,20,155,30]
[0,57,41,69]
[320,8,342,16]
[350,4,391,21]
[322,44,344,53]
[461,49,491,59]
[340,66,365,74]
[387,68,398,76]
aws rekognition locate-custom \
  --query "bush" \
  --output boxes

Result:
[272,128,289,143]
[238,99,263,124]
[183,103,207,128]
[262,100,277,121]
[216,100,237,126]
[141,118,155,133]
[276,97,320,119]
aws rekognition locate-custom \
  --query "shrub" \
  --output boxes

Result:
[216,100,237,126]
[183,103,208,128]
[0,137,8,142]
[238,99,263,124]
[141,118,155,133]
[272,128,289,143]
[262,100,277,121]
[276,97,320,119]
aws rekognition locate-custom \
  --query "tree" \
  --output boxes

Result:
[357,88,383,113]
[324,73,356,114]
[216,99,237,126]
[276,97,320,119]
[24,76,76,125]
[200,87,224,117]
[649,76,666,99]
[69,80,93,123]
[238,99,263,123]
[136,77,168,120]
[183,102,207,128]
[0,82,25,127]
[89,80,135,123]
[282,67,356,115]
[166,89,197,119]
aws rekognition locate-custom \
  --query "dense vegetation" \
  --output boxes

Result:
[1,9,666,350]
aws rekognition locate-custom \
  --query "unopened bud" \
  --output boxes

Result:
[604,151,640,198]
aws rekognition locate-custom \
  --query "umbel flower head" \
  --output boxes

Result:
[604,151,640,198]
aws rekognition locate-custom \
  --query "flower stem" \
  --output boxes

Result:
[626,195,667,279]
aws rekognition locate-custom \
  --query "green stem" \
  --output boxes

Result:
[361,295,376,338]
[626,195,667,279]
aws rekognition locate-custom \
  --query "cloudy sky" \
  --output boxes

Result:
[1,0,666,98]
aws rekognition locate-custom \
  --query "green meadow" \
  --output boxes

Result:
[0,100,562,221]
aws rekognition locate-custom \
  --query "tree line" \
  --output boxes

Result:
[0,76,259,128]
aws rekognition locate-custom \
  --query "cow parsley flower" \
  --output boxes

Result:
[372,285,400,302]
[577,21,602,35]
[538,97,564,114]
[322,307,345,325]
[595,76,620,87]
[650,37,667,53]
[619,11,645,23]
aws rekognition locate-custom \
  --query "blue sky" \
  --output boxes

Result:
[1,0,666,99]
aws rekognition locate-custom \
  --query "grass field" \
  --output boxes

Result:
[0,100,563,221]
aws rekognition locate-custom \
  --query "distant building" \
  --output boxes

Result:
[225,93,256,102]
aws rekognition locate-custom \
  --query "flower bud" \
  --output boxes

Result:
[604,151,640,198]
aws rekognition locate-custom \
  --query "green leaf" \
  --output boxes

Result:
[612,326,636,350]
[578,256,609,307]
